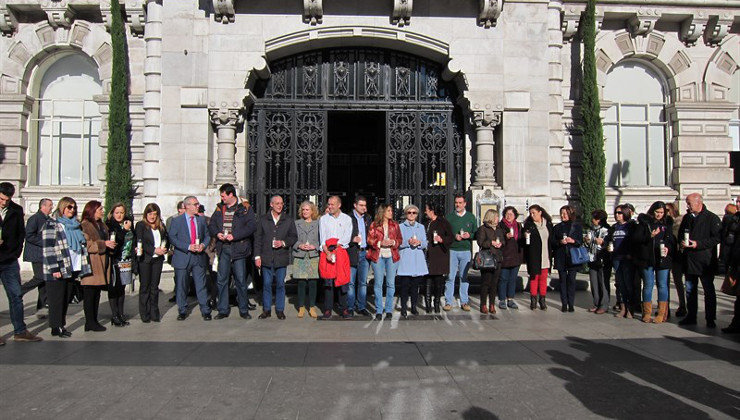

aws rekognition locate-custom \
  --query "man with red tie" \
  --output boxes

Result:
[168,196,212,320]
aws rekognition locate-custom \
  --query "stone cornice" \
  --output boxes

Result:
[209,107,244,130]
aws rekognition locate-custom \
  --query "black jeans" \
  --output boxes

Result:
[138,258,163,321]
[558,266,578,307]
[685,272,717,321]
[480,268,501,308]
[21,262,47,310]
[46,278,72,329]
[398,276,421,313]
[322,279,347,314]
[83,285,103,327]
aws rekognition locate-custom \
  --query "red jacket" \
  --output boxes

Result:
[319,238,350,286]
[366,220,402,263]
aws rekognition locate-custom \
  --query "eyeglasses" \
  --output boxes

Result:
[406,211,418,215]
[66,205,77,210]
[614,211,623,215]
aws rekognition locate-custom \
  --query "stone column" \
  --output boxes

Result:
[209,108,244,185]
[472,110,502,186]
[142,0,163,200]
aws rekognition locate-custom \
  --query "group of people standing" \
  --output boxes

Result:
[0,178,738,343]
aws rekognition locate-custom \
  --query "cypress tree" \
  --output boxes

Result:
[577,0,605,218]
[105,0,133,212]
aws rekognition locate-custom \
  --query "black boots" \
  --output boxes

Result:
[530,295,537,310]
[424,279,433,313]
[539,296,547,310]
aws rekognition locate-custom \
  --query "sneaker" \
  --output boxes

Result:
[375,313,382,321]
[507,300,519,309]
[443,304,452,312]
[499,301,508,310]
[461,304,471,312]
[342,310,353,319]
[384,313,393,320]
[13,330,43,342]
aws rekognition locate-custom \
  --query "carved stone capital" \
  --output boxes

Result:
[705,13,734,46]
[209,108,244,131]
[628,9,661,36]
[473,110,502,128]
[303,0,322,25]
[392,0,412,27]
[679,14,708,47]
[0,5,18,37]
[43,0,75,28]
[478,0,503,29]
[561,6,582,43]
[213,0,235,24]
[126,0,146,37]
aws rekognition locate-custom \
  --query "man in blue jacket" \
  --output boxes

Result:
[21,198,53,318]
[169,195,212,321]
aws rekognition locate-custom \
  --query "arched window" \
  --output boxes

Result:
[603,61,668,187]
[33,54,102,186]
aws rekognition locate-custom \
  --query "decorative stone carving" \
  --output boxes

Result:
[560,6,582,43]
[679,14,708,47]
[126,0,146,37]
[43,0,75,28]
[705,13,733,46]
[303,0,322,25]
[472,110,502,186]
[213,0,235,24]
[0,5,18,37]
[478,0,503,29]
[209,108,244,184]
[392,0,412,27]
[628,9,661,36]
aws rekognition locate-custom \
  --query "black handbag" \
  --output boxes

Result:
[473,249,499,270]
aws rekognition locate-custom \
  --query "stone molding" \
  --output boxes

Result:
[679,14,708,47]
[472,110,502,128]
[705,12,734,46]
[0,4,18,37]
[303,0,322,26]
[209,107,244,131]
[628,9,661,36]
[43,0,75,29]
[560,4,603,43]
[392,0,413,27]
[478,0,503,29]
[213,0,235,24]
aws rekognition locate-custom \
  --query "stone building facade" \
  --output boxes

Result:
[0,0,738,220]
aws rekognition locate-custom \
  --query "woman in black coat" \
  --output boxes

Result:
[552,205,583,313]
[498,206,524,310]
[631,201,675,323]
[424,203,454,314]
[475,209,505,314]
[106,203,134,327]
[522,204,554,310]
[134,203,168,323]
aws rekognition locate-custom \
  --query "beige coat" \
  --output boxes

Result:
[80,219,110,286]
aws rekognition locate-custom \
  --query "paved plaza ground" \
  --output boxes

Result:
[0,271,738,419]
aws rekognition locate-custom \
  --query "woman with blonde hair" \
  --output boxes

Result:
[106,203,134,326]
[367,203,402,320]
[42,197,92,337]
[134,203,168,323]
[293,201,321,318]
[475,209,505,314]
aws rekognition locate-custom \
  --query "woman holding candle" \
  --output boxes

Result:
[80,201,115,331]
[552,205,584,313]
[522,204,554,310]
[631,201,675,323]
[397,204,428,318]
[475,209,505,314]
[106,203,134,326]
[585,209,610,314]
[606,205,636,318]
[498,206,524,310]
[292,201,320,318]
[134,203,168,323]
[367,204,403,320]
[424,203,454,313]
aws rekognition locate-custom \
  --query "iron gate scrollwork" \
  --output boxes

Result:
[248,48,464,218]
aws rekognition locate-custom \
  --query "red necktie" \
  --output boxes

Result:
[189,216,197,245]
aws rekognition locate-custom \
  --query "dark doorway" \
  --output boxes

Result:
[327,111,386,214]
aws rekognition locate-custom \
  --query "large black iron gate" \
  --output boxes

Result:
[247,48,465,217]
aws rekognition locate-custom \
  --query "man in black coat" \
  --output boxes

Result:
[677,193,722,327]
[208,183,257,319]
[254,195,297,320]
[0,182,42,343]
[21,198,54,318]
[347,196,372,316]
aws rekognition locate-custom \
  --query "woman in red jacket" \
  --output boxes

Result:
[367,204,402,320]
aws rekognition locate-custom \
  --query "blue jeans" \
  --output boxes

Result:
[498,266,519,301]
[262,266,287,312]
[0,260,26,334]
[641,267,669,302]
[348,250,369,311]
[174,257,211,316]
[613,259,634,306]
[216,246,249,315]
[371,257,398,314]
[446,250,472,305]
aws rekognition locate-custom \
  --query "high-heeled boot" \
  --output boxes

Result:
[424,278,433,314]
[530,295,537,310]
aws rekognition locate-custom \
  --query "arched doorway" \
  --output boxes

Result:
[246,48,465,216]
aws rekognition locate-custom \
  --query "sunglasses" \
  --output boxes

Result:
[66,205,77,210]
[407,211,418,215]
[614,211,623,215]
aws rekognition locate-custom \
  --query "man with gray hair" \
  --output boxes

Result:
[22,198,54,318]
[168,195,212,321]
[677,193,721,327]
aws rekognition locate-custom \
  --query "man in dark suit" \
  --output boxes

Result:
[169,195,212,321]
[254,195,297,320]
[678,193,722,328]
[209,183,257,320]
[347,195,372,316]
[22,198,53,318]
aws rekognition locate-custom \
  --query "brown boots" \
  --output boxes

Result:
[653,301,668,324]
[642,302,653,323]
